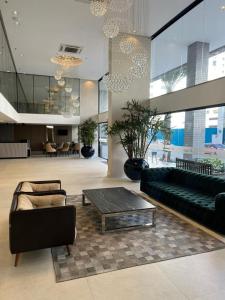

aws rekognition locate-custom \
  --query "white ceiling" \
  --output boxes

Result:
[151,0,225,78]
[0,0,194,80]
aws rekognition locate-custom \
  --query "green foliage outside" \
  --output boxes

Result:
[200,158,225,173]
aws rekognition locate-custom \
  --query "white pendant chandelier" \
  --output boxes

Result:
[120,36,136,54]
[57,79,65,87]
[103,18,120,39]
[109,0,133,13]
[90,0,108,17]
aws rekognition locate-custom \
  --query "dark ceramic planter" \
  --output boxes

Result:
[124,158,149,181]
[81,146,95,159]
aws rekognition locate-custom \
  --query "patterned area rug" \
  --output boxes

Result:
[51,195,225,282]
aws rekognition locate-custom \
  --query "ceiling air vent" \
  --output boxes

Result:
[59,44,83,55]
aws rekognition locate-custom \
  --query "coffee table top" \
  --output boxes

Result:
[82,187,155,215]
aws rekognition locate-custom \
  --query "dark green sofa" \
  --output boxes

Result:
[140,168,225,234]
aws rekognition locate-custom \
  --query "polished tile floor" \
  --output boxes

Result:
[1,157,225,300]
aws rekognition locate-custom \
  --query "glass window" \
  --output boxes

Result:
[99,78,108,113]
[0,17,17,109]
[17,74,33,113]
[147,106,225,175]
[98,123,108,160]
[150,0,225,99]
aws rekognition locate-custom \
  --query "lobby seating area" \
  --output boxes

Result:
[2,0,225,299]
[44,142,80,157]
[141,168,225,233]
[9,180,76,266]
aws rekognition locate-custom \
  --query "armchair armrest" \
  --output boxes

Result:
[9,205,76,253]
[141,168,172,183]
[16,190,66,196]
[15,180,62,193]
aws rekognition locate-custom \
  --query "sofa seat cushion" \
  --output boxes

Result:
[148,181,215,211]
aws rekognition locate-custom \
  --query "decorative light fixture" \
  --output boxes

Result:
[131,52,148,67]
[51,54,83,68]
[90,0,108,16]
[120,36,136,54]
[65,86,73,93]
[109,0,133,12]
[12,10,20,25]
[54,74,62,81]
[128,63,148,79]
[57,79,65,87]
[103,73,130,93]
[103,18,120,39]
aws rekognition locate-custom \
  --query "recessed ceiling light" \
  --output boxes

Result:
[221,5,225,10]
[13,10,18,16]
[20,53,24,57]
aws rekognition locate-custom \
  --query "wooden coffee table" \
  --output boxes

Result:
[82,187,156,233]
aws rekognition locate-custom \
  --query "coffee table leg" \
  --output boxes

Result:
[82,194,86,206]
[152,209,156,227]
[102,215,106,233]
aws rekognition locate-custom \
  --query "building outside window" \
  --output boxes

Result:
[98,123,108,160]
[99,77,108,113]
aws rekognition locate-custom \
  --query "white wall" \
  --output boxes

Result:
[0,93,19,122]
[150,77,225,114]
[19,113,80,125]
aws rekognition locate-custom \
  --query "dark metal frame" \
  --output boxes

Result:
[176,158,213,175]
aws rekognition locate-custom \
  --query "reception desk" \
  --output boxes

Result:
[0,143,28,158]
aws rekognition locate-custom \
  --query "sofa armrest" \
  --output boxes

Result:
[9,205,76,253]
[215,193,225,212]
[141,168,172,183]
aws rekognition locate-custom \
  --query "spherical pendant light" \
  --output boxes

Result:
[90,0,107,17]
[109,0,133,12]
[120,36,136,55]
[103,73,130,93]
[103,19,119,39]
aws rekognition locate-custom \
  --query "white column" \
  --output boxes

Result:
[107,34,151,178]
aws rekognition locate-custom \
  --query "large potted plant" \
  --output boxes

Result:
[79,118,98,159]
[108,100,170,181]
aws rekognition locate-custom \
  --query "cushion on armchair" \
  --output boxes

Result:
[20,182,61,193]
[17,194,66,210]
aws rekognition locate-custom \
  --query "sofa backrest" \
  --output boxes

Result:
[168,168,225,196]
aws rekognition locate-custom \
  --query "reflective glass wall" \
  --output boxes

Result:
[0,14,18,109]
[17,74,80,115]
[150,0,225,99]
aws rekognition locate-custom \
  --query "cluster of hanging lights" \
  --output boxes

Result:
[90,0,149,93]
